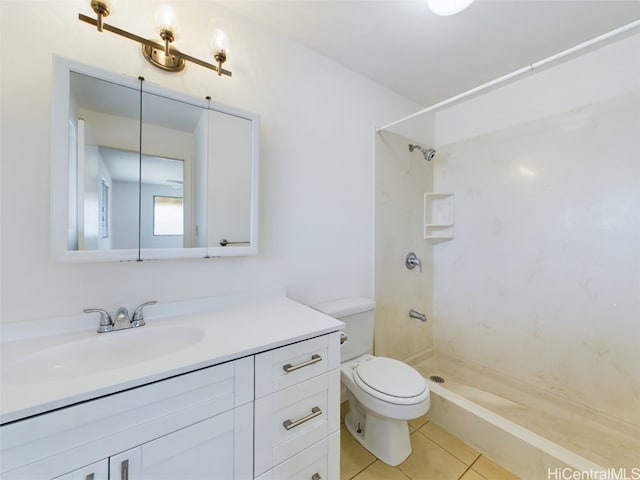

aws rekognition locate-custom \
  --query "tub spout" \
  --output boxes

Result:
[409,310,427,322]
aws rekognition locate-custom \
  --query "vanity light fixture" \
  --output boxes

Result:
[79,1,232,76]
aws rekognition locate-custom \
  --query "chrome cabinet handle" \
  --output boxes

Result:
[120,459,129,480]
[85,474,95,480]
[282,354,322,373]
[312,474,321,480]
[283,406,322,430]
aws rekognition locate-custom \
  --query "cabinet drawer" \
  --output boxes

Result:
[255,333,340,398]
[255,431,339,480]
[254,370,340,476]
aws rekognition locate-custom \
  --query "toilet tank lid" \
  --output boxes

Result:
[313,297,376,317]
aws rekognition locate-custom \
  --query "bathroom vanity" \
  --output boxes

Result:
[0,291,343,480]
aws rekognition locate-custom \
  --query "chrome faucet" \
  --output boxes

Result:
[113,307,131,330]
[83,301,157,333]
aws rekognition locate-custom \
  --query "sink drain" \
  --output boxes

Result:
[429,375,445,384]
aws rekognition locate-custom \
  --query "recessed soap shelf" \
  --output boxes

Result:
[424,193,454,244]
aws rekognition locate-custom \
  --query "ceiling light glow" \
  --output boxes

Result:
[427,0,475,16]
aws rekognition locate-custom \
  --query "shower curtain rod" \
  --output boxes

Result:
[376,19,640,133]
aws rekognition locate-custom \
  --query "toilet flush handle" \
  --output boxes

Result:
[340,332,348,344]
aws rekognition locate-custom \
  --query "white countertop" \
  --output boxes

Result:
[0,290,344,424]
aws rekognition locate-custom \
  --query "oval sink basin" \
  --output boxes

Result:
[3,326,205,384]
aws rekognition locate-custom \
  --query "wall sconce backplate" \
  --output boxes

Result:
[141,43,186,72]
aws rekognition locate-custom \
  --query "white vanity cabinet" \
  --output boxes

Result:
[53,460,108,480]
[52,412,247,480]
[0,296,344,480]
[3,358,254,480]
[105,410,247,480]
[254,332,341,480]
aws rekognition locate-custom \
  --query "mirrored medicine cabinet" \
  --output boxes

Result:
[51,56,259,262]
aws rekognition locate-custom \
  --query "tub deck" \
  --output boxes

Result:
[411,353,639,477]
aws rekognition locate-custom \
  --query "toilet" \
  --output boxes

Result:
[313,297,430,466]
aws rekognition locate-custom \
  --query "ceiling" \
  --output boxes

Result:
[222,0,640,107]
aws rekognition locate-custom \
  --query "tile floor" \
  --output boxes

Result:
[340,407,519,480]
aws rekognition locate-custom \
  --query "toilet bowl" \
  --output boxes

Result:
[341,354,430,465]
[313,298,430,466]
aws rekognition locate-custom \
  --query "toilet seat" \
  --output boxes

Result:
[353,357,427,405]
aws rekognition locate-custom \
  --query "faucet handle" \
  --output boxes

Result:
[83,308,114,333]
[405,252,423,273]
[131,301,157,328]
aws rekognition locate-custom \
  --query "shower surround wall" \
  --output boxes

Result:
[374,131,434,361]
[432,33,640,427]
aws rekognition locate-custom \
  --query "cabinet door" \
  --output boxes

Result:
[107,413,236,480]
[139,413,234,479]
[52,460,108,480]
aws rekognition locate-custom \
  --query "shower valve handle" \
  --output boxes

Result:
[405,252,422,272]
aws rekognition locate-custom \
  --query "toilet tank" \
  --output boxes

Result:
[313,297,376,362]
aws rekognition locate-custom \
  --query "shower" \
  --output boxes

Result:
[409,144,436,161]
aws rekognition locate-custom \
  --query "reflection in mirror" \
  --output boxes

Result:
[53,57,259,261]
[207,110,253,248]
[98,148,184,249]
[69,72,141,251]
[141,90,205,249]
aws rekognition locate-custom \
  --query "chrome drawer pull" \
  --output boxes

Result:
[283,406,322,430]
[282,354,322,373]
[312,474,321,480]
[85,475,95,480]
[121,459,129,480]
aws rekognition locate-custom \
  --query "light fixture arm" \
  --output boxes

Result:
[78,13,232,76]
[90,0,110,31]
[159,29,175,55]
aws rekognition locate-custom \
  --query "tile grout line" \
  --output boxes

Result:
[348,457,377,479]
[411,427,481,467]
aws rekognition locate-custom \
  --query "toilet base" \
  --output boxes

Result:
[344,397,412,466]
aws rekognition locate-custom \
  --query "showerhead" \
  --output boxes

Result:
[409,144,436,161]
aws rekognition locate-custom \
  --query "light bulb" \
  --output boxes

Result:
[210,22,230,75]
[210,26,230,57]
[154,4,180,38]
[427,0,475,16]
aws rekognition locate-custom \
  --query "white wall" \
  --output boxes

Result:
[433,34,640,425]
[0,1,419,322]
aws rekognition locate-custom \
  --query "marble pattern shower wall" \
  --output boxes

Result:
[374,132,434,361]
[432,34,640,425]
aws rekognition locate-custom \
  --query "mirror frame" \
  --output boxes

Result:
[51,56,259,262]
